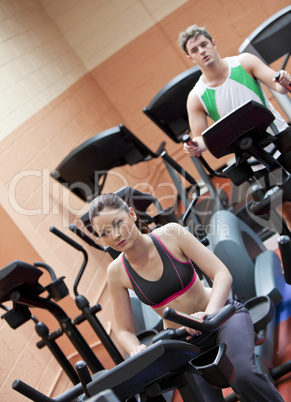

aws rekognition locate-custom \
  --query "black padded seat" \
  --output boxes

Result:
[0,260,44,301]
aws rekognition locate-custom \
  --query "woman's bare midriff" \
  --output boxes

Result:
[152,279,212,329]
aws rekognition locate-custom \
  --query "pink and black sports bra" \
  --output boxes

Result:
[122,232,197,308]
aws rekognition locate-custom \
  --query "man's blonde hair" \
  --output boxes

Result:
[178,24,212,54]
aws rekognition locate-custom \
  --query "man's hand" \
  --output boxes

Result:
[273,70,291,92]
[183,135,207,157]
[183,139,202,157]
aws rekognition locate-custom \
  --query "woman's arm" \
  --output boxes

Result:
[238,52,290,94]
[107,260,147,356]
[175,224,233,314]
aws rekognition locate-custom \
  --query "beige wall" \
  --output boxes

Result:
[1,0,188,141]
[0,0,290,400]
[0,0,87,141]
[39,0,189,69]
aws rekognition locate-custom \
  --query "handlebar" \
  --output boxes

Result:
[278,235,291,285]
[49,226,88,297]
[152,326,189,343]
[12,379,54,402]
[163,304,236,333]
[182,134,228,179]
[69,224,105,251]
[33,261,57,281]
[49,226,84,252]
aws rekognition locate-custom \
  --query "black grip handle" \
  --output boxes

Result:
[182,134,228,179]
[274,71,281,81]
[152,327,189,343]
[75,360,92,397]
[73,304,102,325]
[50,226,83,251]
[36,328,63,349]
[175,327,189,338]
[12,379,53,402]
[182,134,201,150]
[278,235,291,285]
[163,304,236,333]
[274,71,291,92]
[250,188,284,216]
[182,134,193,144]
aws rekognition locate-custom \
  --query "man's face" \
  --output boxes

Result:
[186,34,216,67]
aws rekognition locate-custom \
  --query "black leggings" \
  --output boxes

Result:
[189,300,284,402]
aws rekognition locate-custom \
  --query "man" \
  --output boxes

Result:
[179,25,290,156]
[179,24,291,226]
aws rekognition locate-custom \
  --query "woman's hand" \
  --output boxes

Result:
[183,311,209,339]
[130,343,148,357]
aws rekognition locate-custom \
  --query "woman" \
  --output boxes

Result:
[89,193,283,402]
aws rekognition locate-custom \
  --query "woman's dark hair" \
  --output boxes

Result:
[89,193,151,235]
[89,193,129,221]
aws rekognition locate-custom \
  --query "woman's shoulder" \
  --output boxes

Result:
[153,221,180,232]
[107,255,133,297]
[107,254,123,278]
[152,223,202,252]
[152,222,187,239]
[107,254,131,291]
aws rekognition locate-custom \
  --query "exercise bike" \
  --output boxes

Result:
[11,292,291,402]
[12,304,237,402]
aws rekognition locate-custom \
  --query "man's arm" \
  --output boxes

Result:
[184,89,208,156]
[238,52,290,94]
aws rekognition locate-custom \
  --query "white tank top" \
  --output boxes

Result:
[194,56,288,134]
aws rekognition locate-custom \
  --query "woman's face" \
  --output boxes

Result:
[91,207,138,251]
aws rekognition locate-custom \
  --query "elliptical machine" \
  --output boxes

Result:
[0,257,124,378]
[183,100,291,400]
[197,100,291,283]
